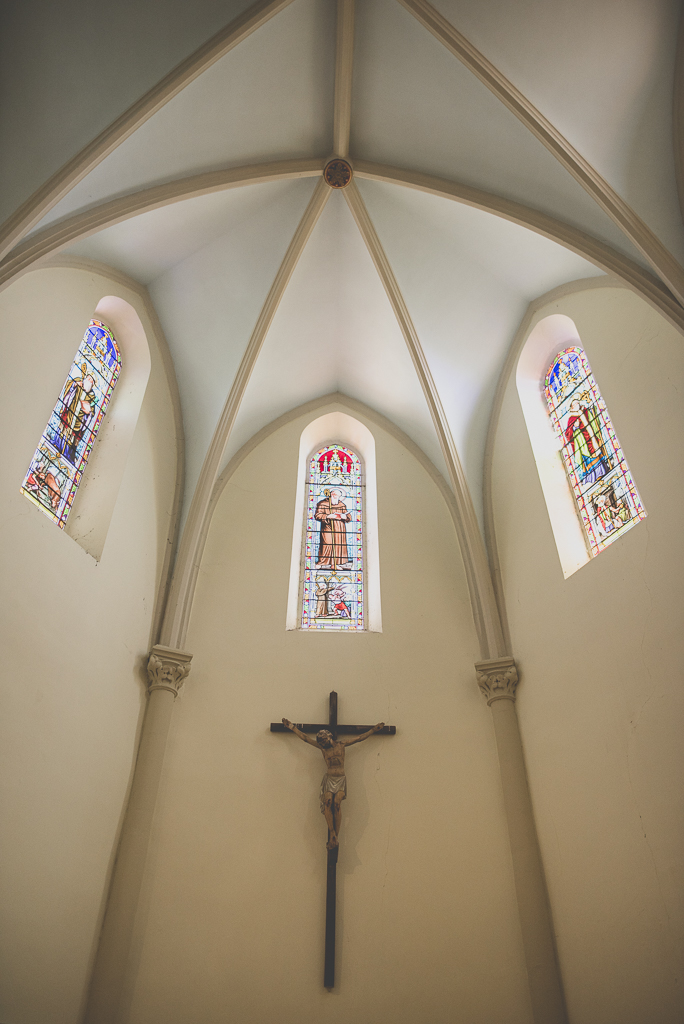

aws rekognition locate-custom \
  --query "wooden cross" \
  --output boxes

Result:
[271,691,396,988]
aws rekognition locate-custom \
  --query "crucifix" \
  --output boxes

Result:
[271,691,396,988]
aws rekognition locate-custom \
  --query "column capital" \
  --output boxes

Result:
[475,656,519,705]
[147,645,193,698]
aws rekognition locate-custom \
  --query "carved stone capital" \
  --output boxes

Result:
[147,645,193,697]
[475,657,519,705]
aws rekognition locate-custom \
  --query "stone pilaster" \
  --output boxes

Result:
[85,644,194,1023]
[474,653,568,1023]
[475,656,519,705]
[147,644,193,697]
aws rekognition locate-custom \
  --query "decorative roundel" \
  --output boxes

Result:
[324,159,353,189]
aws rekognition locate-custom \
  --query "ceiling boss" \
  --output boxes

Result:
[323,158,353,189]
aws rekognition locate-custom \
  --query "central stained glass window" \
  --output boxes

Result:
[301,445,364,631]
[544,346,646,557]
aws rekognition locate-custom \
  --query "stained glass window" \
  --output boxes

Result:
[301,445,364,631]
[544,347,646,557]
[21,319,121,528]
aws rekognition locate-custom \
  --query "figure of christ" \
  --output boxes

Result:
[281,719,385,849]
[315,489,352,570]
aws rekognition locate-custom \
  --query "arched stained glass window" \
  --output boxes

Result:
[301,445,364,631]
[21,319,121,528]
[544,347,646,556]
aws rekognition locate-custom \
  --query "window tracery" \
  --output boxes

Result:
[544,346,645,556]
[21,319,121,528]
[301,445,364,631]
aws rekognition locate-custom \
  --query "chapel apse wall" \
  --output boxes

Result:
[0,265,179,1024]
[491,285,684,1024]
[121,405,535,1024]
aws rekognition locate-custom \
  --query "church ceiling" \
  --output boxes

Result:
[351,0,649,263]
[28,0,336,231]
[217,190,449,487]
[432,0,684,262]
[1,0,682,525]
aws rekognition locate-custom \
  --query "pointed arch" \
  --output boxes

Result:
[159,178,330,648]
[286,411,382,633]
[344,179,505,658]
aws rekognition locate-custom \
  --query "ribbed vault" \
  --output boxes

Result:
[2,7,683,1024]
[1,0,683,655]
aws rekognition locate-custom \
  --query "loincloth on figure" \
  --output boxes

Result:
[319,773,347,813]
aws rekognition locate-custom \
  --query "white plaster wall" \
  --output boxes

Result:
[125,407,533,1024]
[492,286,684,1024]
[0,266,179,1024]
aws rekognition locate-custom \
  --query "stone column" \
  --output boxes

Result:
[475,657,568,1024]
[83,645,192,1024]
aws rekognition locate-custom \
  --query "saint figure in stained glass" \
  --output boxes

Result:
[315,580,333,617]
[544,347,645,557]
[301,445,364,631]
[49,362,98,465]
[315,487,353,569]
[563,398,609,485]
[21,319,121,529]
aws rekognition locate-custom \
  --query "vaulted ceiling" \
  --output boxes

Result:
[2,0,682,527]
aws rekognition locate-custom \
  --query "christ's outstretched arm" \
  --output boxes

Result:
[282,719,320,746]
[342,723,385,746]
